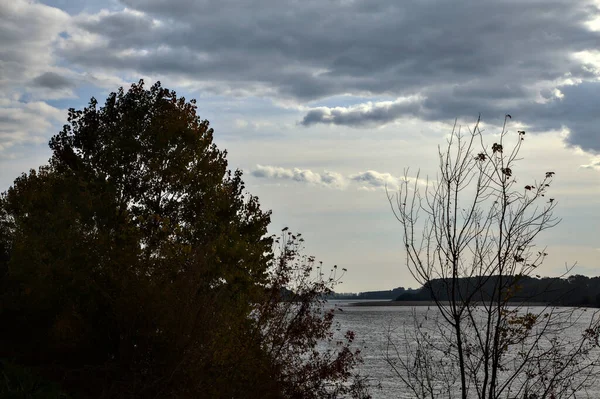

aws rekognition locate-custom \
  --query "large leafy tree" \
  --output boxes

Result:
[1,81,368,399]
[0,81,279,397]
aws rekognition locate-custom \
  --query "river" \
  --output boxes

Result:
[327,300,600,398]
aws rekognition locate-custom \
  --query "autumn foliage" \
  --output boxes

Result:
[0,81,365,398]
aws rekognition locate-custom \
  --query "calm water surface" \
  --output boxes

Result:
[327,300,600,399]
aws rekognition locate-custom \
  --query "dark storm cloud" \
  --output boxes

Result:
[523,82,600,152]
[32,72,73,89]
[299,81,524,128]
[53,0,600,151]
[63,0,600,97]
[302,80,600,153]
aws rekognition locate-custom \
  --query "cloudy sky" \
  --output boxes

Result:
[1,0,600,291]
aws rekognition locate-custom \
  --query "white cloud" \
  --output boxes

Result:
[251,165,419,191]
[233,119,275,130]
[0,100,65,152]
[349,170,401,190]
[581,159,600,169]
[251,165,347,189]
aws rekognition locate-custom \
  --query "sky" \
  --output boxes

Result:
[1,0,599,292]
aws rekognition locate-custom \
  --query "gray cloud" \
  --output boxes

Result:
[301,97,423,127]
[0,1,68,88]
[301,80,600,153]
[2,0,600,153]
[0,1,71,152]
[32,72,73,89]
[60,0,600,101]
[53,0,600,152]
[523,82,600,153]
[348,171,400,189]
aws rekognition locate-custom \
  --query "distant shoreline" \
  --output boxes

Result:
[349,300,435,306]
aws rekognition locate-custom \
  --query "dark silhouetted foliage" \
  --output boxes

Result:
[396,274,600,307]
[0,81,366,398]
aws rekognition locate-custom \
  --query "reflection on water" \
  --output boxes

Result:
[326,300,600,399]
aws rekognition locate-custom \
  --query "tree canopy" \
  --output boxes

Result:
[0,81,365,398]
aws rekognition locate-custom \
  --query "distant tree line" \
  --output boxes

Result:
[396,274,600,306]
[329,287,418,300]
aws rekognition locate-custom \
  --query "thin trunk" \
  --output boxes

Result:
[455,316,468,399]
[489,157,509,399]
[489,273,503,399]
